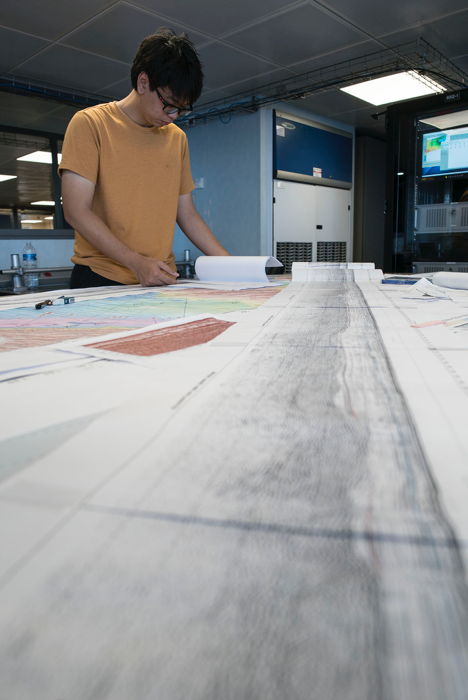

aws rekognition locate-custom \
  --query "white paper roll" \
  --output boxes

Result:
[432,272,468,290]
[195,256,282,283]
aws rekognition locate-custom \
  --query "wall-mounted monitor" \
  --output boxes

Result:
[422,127,468,178]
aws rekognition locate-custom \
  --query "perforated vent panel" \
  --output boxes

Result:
[461,207,468,227]
[316,241,347,263]
[426,208,447,228]
[276,242,312,273]
[422,266,445,273]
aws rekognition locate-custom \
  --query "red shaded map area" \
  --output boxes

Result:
[86,317,235,356]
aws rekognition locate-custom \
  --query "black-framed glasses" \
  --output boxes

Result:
[155,87,192,117]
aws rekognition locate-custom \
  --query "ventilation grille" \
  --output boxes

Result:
[423,266,445,273]
[426,208,447,228]
[458,267,468,272]
[461,207,468,227]
[276,242,312,273]
[316,241,347,263]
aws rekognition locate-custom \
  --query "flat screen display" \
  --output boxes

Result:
[422,127,468,177]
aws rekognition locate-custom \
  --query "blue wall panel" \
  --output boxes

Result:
[274,112,353,184]
[172,112,261,260]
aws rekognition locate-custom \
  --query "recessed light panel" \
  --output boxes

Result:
[0,174,17,182]
[31,200,55,206]
[17,151,62,164]
[420,109,468,130]
[341,71,445,106]
[21,219,42,224]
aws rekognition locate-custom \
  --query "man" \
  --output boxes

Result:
[60,28,229,289]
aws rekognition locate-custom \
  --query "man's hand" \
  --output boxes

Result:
[129,255,179,286]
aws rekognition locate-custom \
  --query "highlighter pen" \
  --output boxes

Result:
[35,296,75,309]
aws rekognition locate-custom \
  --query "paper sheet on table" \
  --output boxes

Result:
[55,314,238,367]
[0,347,97,382]
[292,262,378,282]
[195,256,282,283]
[294,262,375,270]
[353,269,383,281]
[174,280,285,290]
[0,276,286,312]
[402,277,451,300]
[432,271,468,291]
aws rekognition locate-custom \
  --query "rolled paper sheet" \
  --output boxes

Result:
[432,271,468,290]
[195,256,282,283]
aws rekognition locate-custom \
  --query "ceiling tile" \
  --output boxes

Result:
[0,93,64,127]
[329,105,380,124]
[196,42,278,90]
[193,89,232,109]
[218,68,298,97]
[0,27,51,72]
[15,45,130,94]
[62,4,209,64]
[21,113,77,134]
[321,0,468,37]
[288,40,381,74]
[290,89,370,117]
[99,78,133,99]
[0,0,117,42]
[452,55,468,74]
[49,105,83,122]
[133,0,301,37]
[378,11,468,63]
[0,101,79,135]
[224,4,365,66]
[326,105,388,139]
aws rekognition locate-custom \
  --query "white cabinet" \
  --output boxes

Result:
[273,180,352,270]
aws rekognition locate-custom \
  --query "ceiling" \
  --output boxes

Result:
[1,0,468,141]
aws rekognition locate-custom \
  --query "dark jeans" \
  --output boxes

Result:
[69,265,125,289]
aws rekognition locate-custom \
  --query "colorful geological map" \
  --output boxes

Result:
[0,285,286,351]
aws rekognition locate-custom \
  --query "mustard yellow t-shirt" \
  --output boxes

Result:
[59,101,195,284]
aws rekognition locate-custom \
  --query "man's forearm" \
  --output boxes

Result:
[177,208,229,256]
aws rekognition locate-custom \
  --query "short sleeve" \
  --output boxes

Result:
[59,110,100,184]
[179,134,195,195]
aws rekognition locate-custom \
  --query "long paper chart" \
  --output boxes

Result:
[2,274,468,700]
[0,285,286,352]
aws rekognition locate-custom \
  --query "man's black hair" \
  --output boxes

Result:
[131,28,204,105]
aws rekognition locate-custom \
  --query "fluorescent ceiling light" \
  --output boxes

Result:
[419,109,468,130]
[0,174,17,182]
[21,219,42,224]
[44,216,54,220]
[31,200,55,206]
[341,71,445,106]
[17,151,62,164]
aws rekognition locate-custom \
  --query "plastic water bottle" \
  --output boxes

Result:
[22,242,39,290]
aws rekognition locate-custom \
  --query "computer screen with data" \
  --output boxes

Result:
[422,127,468,177]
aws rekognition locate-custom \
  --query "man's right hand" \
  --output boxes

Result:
[129,255,179,286]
